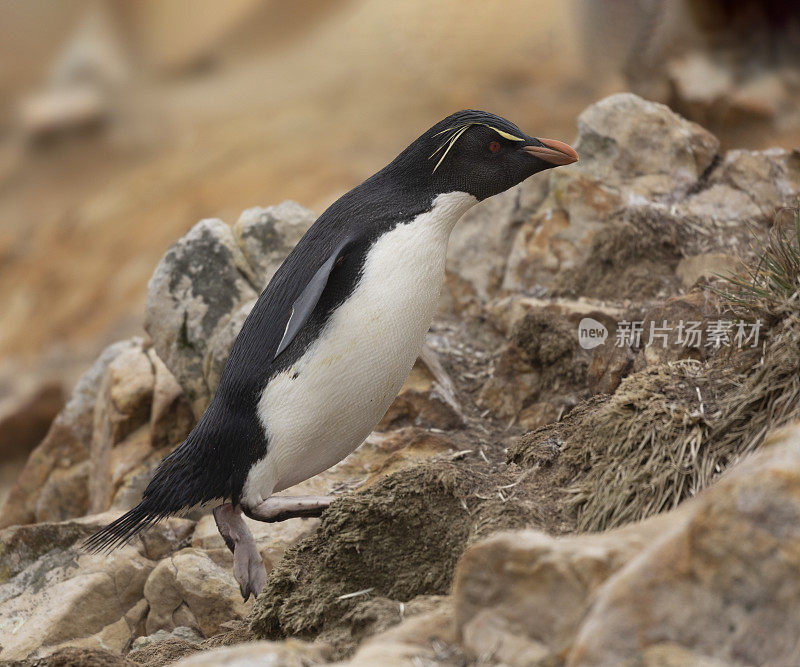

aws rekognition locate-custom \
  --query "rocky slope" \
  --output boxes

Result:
[1,93,800,665]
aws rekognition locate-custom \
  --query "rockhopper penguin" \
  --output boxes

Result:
[86,110,578,599]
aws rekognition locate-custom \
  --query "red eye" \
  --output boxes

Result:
[489,141,501,153]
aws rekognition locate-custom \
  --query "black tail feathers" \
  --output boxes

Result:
[82,500,171,553]
[82,399,262,553]
[82,415,230,553]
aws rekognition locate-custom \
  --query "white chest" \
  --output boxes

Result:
[242,191,477,504]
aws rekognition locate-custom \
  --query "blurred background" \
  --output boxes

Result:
[1,0,799,499]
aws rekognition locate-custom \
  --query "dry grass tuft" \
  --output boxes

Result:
[515,209,800,531]
[716,208,800,319]
[559,314,800,531]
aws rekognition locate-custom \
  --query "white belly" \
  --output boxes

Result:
[242,191,477,505]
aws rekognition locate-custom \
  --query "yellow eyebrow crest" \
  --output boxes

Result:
[429,122,525,171]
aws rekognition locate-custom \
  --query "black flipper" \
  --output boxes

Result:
[274,236,353,360]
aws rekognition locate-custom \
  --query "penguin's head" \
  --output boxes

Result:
[392,110,578,201]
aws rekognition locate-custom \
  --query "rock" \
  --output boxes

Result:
[667,53,734,123]
[144,218,258,414]
[34,460,91,522]
[138,517,195,561]
[0,339,142,529]
[568,422,800,666]
[169,640,329,667]
[584,313,637,395]
[729,72,791,121]
[35,599,149,660]
[89,341,155,514]
[574,92,719,184]
[502,178,620,292]
[708,148,800,217]
[148,349,194,451]
[143,548,250,638]
[202,298,255,398]
[477,344,540,421]
[343,603,457,666]
[499,92,800,306]
[146,205,317,415]
[486,295,625,339]
[130,626,202,652]
[675,252,739,289]
[377,358,463,431]
[0,527,154,660]
[0,513,197,661]
[446,177,548,302]
[106,346,155,429]
[452,516,675,665]
[232,202,314,289]
[681,182,762,224]
[478,307,589,425]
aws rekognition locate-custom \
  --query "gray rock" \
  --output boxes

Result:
[145,205,316,414]
[203,298,256,398]
[232,201,314,289]
[60,338,145,448]
[145,219,258,414]
[0,516,154,660]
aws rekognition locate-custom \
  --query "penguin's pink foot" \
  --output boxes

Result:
[213,503,267,601]
[244,495,333,523]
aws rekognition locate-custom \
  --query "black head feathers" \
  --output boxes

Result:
[384,109,577,201]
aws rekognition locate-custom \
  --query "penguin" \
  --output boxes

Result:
[85,110,578,599]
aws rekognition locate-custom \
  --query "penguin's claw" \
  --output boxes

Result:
[233,541,267,601]
[214,502,267,600]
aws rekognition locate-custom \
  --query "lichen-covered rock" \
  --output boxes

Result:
[232,202,314,290]
[202,298,255,398]
[0,514,194,660]
[145,204,315,415]
[144,218,258,414]
[0,521,154,660]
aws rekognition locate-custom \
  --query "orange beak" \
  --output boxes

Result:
[523,138,579,166]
